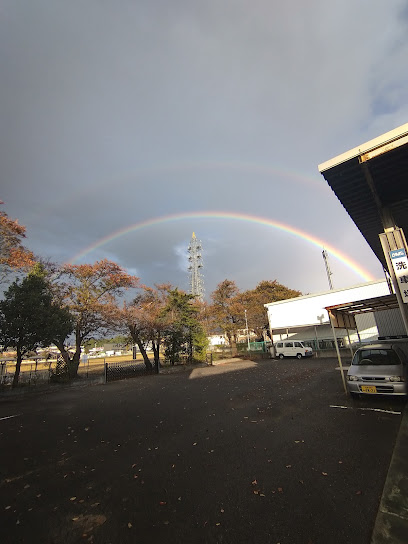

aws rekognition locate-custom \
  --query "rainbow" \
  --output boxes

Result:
[69,211,375,281]
[54,160,323,211]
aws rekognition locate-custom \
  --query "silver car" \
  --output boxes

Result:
[347,342,408,397]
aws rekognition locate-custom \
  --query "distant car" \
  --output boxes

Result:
[275,341,313,359]
[347,342,408,397]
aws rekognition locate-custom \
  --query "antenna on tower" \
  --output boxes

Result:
[322,248,333,290]
[188,232,205,301]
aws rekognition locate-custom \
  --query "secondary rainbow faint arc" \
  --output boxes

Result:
[69,211,375,281]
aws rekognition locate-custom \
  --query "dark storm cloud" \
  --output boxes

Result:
[1,0,406,297]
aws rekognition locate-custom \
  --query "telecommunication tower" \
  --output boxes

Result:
[188,232,205,301]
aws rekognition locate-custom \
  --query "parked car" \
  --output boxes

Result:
[347,342,408,397]
[275,341,313,359]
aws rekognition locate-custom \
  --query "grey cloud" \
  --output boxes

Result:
[0,0,403,298]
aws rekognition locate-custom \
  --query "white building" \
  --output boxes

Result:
[264,280,397,352]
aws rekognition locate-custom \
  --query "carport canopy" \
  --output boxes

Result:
[318,123,408,269]
[325,293,399,329]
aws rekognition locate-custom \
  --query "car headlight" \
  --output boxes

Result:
[388,376,404,382]
[348,375,359,381]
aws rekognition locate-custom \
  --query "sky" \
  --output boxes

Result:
[1,0,408,300]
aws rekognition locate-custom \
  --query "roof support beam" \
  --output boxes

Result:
[359,134,408,162]
[359,161,396,231]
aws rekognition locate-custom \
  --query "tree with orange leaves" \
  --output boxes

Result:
[52,259,139,379]
[119,284,172,370]
[0,201,35,283]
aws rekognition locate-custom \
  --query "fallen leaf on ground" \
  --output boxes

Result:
[72,515,107,533]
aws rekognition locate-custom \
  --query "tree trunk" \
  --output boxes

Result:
[226,332,238,356]
[152,340,161,373]
[54,339,80,380]
[65,326,83,379]
[136,340,152,370]
[129,327,152,370]
[12,345,23,388]
[67,350,81,379]
[231,334,238,356]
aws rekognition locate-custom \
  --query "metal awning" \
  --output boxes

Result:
[326,293,399,315]
[318,123,408,269]
[325,293,399,329]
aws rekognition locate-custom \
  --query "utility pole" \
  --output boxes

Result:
[322,248,333,290]
[245,309,250,352]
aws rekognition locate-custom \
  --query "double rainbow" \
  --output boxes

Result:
[69,211,375,282]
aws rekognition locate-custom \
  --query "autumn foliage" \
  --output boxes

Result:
[0,201,35,282]
[52,259,139,379]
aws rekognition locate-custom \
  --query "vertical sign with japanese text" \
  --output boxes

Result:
[390,248,408,303]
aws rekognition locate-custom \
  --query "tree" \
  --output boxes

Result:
[242,280,302,339]
[0,201,35,284]
[52,259,139,379]
[0,266,73,387]
[210,279,245,355]
[119,284,171,370]
[162,289,208,365]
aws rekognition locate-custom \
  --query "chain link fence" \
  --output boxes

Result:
[104,360,158,382]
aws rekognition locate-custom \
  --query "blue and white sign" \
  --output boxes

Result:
[390,247,408,303]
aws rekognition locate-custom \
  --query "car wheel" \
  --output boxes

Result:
[279,354,284,359]
[296,353,302,359]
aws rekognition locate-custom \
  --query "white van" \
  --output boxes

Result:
[275,341,313,359]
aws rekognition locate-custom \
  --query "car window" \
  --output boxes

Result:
[276,343,283,348]
[294,342,302,347]
[284,342,293,348]
[352,348,401,366]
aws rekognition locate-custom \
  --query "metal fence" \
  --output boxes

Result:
[104,360,158,383]
[0,358,105,389]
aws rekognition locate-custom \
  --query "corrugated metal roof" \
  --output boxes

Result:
[318,123,408,268]
[325,293,399,315]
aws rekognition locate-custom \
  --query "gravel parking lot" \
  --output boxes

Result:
[0,357,405,544]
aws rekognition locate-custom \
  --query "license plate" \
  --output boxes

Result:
[361,385,377,393]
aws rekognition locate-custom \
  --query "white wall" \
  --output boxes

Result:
[265,280,389,329]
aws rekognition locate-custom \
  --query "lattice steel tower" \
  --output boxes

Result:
[188,232,204,301]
